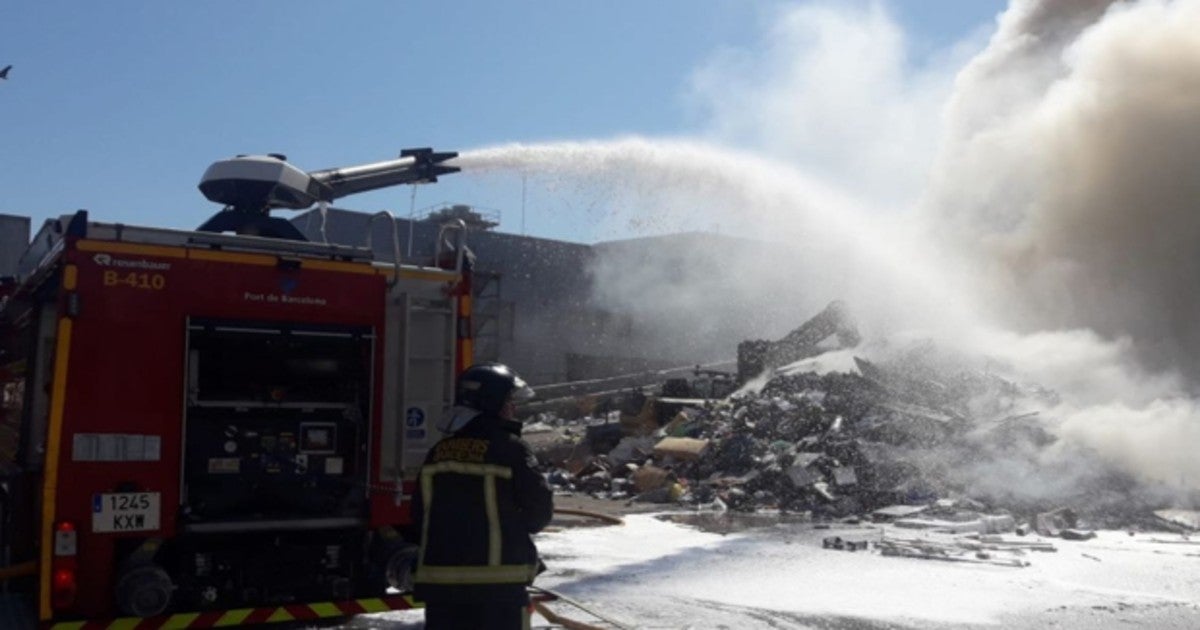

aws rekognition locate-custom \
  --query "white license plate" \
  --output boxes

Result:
[92,492,161,532]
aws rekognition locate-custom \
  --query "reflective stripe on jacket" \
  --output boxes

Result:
[413,414,553,604]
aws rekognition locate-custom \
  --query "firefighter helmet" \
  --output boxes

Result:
[456,362,535,414]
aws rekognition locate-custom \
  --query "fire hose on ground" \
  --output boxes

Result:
[553,507,624,526]
[530,586,633,630]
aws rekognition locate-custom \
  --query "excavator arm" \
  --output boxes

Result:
[736,300,860,383]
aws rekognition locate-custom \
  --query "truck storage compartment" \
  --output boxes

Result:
[181,320,373,530]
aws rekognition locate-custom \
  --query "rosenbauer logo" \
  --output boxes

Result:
[92,253,172,271]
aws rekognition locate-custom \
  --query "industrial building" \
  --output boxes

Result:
[293,205,815,385]
[0,214,30,278]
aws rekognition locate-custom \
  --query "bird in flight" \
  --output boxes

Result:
[0,65,11,79]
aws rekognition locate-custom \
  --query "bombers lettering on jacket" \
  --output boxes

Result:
[412,413,554,604]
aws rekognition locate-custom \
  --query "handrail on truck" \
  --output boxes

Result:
[435,219,469,274]
[366,210,404,287]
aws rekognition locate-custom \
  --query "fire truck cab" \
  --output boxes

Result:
[0,149,472,626]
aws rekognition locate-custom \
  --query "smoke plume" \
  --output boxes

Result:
[458,0,1200,500]
[926,0,1200,379]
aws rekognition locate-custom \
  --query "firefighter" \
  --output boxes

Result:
[413,362,554,630]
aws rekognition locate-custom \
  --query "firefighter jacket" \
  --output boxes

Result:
[412,413,554,604]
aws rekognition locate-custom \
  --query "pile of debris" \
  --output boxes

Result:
[527,349,1194,534]
[536,356,1008,511]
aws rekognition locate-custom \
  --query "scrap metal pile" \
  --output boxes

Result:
[527,346,1195,536]
[534,355,1026,511]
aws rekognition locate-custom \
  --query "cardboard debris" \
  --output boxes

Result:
[619,398,659,436]
[631,465,671,493]
[653,437,710,461]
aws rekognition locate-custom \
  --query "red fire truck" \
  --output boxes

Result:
[0,149,474,627]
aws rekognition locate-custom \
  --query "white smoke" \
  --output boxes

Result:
[458,0,1200,501]
[928,0,1200,375]
[683,0,1200,498]
[688,2,979,210]
[919,0,1200,496]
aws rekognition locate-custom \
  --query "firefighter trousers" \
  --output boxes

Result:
[424,602,531,630]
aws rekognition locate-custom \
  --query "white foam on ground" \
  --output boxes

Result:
[530,515,1200,628]
[355,514,1199,628]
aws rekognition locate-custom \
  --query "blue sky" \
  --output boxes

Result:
[1,1,1007,243]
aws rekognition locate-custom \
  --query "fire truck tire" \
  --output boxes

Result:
[115,565,173,618]
[385,543,418,592]
[367,541,418,594]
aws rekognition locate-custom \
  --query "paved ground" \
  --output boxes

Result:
[354,498,1200,629]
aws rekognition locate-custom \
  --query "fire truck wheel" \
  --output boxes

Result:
[385,543,418,592]
[115,565,174,618]
[367,541,418,594]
